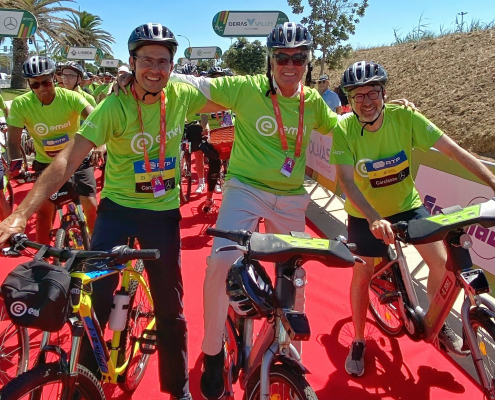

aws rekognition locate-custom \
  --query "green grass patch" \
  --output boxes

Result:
[1,88,29,102]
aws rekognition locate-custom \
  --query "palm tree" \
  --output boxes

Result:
[51,11,115,58]
[3,0,81,88]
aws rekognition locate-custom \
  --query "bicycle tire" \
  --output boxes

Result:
[180,150,192,205]
[469,307,495,397]
[55,219,89,250]
[119,260,155,393]
[368,263,404,337]
[243,364,318,400]
[0,294,29,388]
[0,362,105,400]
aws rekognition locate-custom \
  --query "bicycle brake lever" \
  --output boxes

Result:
[354,256,366,265]
[2,247,21,257]
[215,244,247,254]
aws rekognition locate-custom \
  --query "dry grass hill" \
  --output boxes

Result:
[322,29,495,161]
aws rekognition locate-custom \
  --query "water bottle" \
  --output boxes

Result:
[108,289,130,331]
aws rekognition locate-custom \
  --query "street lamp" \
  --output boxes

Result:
[177,35,191,63]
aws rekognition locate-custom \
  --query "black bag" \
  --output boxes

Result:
[1,260,71,332]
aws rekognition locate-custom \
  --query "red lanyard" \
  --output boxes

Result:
[270,84,305,158]
[131,84,167,173]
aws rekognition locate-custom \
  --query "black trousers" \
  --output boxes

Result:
[79,198,188,397]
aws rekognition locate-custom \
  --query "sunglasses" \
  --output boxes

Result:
[30,80,53,89]
[317,80,327,84]
[272,53,308,66]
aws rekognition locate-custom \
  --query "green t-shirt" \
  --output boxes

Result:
[7,87,90,163]
[0,95,7,114]
[78,82,207,211]
[329,104,443,218]
[92,83,108,99]
[77,87,96,107]
[207,75,338,195]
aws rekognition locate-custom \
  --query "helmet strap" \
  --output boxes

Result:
[132,70,161,101]
[354,104,385,136]
[265,56,277,97]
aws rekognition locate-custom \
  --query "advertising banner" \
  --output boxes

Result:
[305,131,338,193]
[0,8,37,38]
[184,47,222,60]
[67,46,103,62]
[100,59,119,68]
[212,11,289,37]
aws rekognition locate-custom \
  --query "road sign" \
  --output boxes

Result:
[66,46,104,65]
[0,8,37,38]
[212,10,288,37]
[100,59,119,68]
[184,47,222,60]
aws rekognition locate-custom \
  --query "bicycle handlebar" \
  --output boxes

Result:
[3,234,160,266]
[205,227,251,246]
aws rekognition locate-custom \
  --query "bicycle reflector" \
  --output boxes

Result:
[226,259,275,319]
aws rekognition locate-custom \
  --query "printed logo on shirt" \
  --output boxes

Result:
[33,120,71,136]
[355,158,373,178]
[42,134,70,157]
[129,126,182,155]
[255,116,307,137]
[365,150,410,188]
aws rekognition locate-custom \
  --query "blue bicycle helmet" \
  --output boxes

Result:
[128,23,178,57]
[341,61,388,93]
[267,22,313,50]
[22,56,56,78]
[182,63,197,75]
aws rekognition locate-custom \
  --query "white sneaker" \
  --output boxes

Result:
[214,184,222,194]
[195,183,205,194]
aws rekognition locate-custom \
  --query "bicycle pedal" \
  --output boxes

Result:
[379,291,399,305]
[139,329,158,355]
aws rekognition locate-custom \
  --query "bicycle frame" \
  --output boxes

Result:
[36,263,155,385]
[55,200,89,250]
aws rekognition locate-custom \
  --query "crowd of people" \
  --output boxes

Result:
[0,20,492,400]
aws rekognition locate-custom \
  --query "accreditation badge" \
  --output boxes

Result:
[281,157,295,178]
[151,175,166,198]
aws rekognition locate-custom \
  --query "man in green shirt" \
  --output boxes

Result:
[0,92,8,118]
[330,60,495,377]
[61,62,97,107]
[0,23,221,400]
[6,56,96,245]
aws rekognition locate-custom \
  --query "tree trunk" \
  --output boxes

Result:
[11,38,28,89]
[320,46,326,76]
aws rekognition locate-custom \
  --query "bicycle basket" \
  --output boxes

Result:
[226,258,274,319]
[1,260,71,332]
[209,126,234,160]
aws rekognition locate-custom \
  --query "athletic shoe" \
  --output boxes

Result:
[345,340,366,377]
[203,198,215,213]
[195,183,205,194]
[438,323,470,356]
[200,350,225,399]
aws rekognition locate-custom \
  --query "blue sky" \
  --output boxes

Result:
[31,0,495,64]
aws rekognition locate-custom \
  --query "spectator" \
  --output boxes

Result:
[317,74,342,114]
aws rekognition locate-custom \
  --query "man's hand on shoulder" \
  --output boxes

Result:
[389,98,419,112]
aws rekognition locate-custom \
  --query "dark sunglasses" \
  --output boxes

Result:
[273,53,308,66]
[30,80,53,89]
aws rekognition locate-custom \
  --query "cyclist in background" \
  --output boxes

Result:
[92,72,113,103]
[6,56,97,245]
[0,23,222,400]
[54,62,65,88]
[61,62,97,108]
[0,91,9,118]
[330,60,495,377]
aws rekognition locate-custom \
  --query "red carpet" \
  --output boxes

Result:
[0,169,483,399]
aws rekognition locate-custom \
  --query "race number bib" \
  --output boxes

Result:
[365,150,410,188]
[42,134,70,157]
[133,157,176,194]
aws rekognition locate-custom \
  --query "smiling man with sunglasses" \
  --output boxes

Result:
[330,60,495,377]
[6,56,95,245]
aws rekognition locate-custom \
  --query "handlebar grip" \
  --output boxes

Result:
[131,249,160,260]
[205,228,251,246]
[391,221,408,236]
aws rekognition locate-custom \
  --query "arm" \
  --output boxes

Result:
[0,135,95,246]
[433,134,495,192]
[199,100,226,114]
[81,105,94,120]
[6,125,23,161]
[335,105,342,115]
[337,164,395,244]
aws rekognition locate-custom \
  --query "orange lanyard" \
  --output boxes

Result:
[270,84,305,158]
[131,84,167,173]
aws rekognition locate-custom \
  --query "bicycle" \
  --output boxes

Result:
[179,131,192,205]
[209,125,233,194]
[206,227,358,400]
[368,197,495,399]
[0,234,159,399]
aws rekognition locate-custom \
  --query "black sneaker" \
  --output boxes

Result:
[170,393,192,400]
[200,350,225,400]
[438,323,470,356]
[345,341,366,377]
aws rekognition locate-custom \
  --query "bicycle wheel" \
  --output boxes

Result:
[368,264,404,337]
[119,260,155,392]
[179,150,192,205]
[469,307,495,396]
[55,220,89,250]
[0,294,29,388]
[243,364,317,400]
[1,362,105,399]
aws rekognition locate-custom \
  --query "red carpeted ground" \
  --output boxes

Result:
[0,170,484,399]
